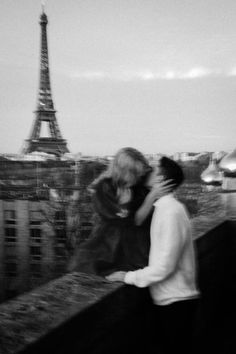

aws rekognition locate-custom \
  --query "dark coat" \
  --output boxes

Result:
[70,177,152,276]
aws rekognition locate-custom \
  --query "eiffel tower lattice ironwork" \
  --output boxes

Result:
[23,9,69,156]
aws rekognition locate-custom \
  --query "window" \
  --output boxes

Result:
[4,244,17,261]
[55,210,66,227]
[56,228,66,243]
[30,210,41,219]
[30,246,41,260]
[4,210,16,225]
[30,220,41,226]
[30,229,41,243]
[81,222,92,227]
[56,221,66,228]
[30,210,41,225]
[5,228,17,243]
[5,210,16,219]
[55,210,66,221]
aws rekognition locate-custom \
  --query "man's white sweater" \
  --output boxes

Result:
[125,194,199,305]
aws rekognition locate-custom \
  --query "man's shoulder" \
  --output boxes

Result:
[154,195,182,207]
[155,196,187,216]
[169,200,191,224]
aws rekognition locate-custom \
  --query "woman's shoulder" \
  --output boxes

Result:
[92,176,114,194]
[91,177,121,219]
[91,176,118,205]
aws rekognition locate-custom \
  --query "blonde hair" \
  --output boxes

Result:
[89,147,150,194]
[109,147,150,187]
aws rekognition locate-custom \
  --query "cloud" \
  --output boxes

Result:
[228,67,236,76]
[182,67,212,79]
[139,67,212,80]
[69,67,229,81]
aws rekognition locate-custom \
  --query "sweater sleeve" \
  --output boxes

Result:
[124,208,187,288]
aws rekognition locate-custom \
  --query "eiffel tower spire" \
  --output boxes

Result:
[23,7,69,156]
[37,9,54,112]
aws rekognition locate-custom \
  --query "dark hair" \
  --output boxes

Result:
[159,156,185,190]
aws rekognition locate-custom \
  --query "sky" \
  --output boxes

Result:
[1,0,236,156]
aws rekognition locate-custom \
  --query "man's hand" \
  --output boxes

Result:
[106,271,126,282]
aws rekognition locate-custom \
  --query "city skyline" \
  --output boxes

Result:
[1,0,236,156]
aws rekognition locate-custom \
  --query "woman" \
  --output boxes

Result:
[69,147,170,276]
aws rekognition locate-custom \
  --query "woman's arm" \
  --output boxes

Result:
[134,181,173,225]
[134,189,156,226]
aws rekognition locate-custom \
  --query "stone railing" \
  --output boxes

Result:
[0,219,235,354]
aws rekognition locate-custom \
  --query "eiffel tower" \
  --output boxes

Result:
[23,7,69,156]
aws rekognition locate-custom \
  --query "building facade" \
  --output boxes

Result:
[0,197,71,302]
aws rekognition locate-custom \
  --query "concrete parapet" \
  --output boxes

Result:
[0,220,235,354]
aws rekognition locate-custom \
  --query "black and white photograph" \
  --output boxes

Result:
[0,0,236,353]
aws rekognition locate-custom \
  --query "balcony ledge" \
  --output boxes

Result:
[0,218,235,354]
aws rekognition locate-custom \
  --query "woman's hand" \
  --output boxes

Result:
[148,179,174,202]
[135,178,175,226]
[106,271,126,282]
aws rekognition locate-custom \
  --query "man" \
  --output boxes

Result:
[106,156,200,354]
